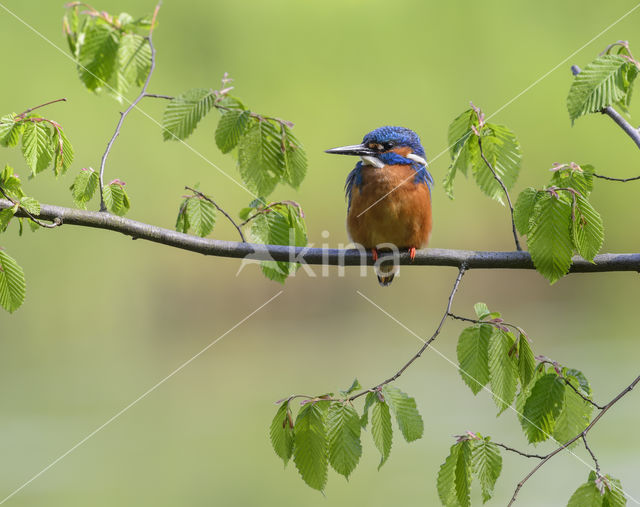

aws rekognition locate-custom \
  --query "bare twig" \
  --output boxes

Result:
[16,98,67,119]
[3,199,640,271]
[184,186,246,242]
[508,373,640,505]
[447,313,525,335]
[593,173,640,182]
[143,93,174,100]
[348,266,467,402]
[493,441,546,459]
[571,65,640,150]
[98,2,161,212]
[476,137,522,251]
[582,434,601,476]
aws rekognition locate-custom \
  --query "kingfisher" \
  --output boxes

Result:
[326,126,433,286]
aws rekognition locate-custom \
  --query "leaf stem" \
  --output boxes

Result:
[184,186,246,242]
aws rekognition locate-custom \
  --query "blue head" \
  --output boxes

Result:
[326,126,433,207]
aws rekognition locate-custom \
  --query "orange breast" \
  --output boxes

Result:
[347,164,432,249]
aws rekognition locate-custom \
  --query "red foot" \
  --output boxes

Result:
[371,248,378,262]
[409,247,416,261]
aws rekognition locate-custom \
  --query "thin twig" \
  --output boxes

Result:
[447,313,525,335]
[0,187,61,229]
[582,434,601,476]
[493,442,546,459]
[537,358,605,410]
[98,2,162,212]
[239,201,304,227]
[593,173,640,182]
[476,136,522,251]
[16,98,67,119]
[508,373,640,505]
[3,199,640,271]
[184,186,246,242]
[143,93,174,100]
[571,65,640,150]
[348,266,467,402]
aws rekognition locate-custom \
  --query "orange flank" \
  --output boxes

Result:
[347,164,432,250]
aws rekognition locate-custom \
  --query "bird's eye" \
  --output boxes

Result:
[383,141,395,150]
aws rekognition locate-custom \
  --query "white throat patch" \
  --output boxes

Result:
[361,155,385,168]
[406,153,428,166]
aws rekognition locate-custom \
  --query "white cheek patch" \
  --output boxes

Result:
[406,153,428,166]
[361,155,385,168]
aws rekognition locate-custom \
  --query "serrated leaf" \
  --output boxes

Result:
[19,197,40,215]
[0,165,25,200]
[603,476,627,507]
[514,187,540,236]
[371,399,392,469]
[103,182,130,216]
[0,207,16,231]
[572,195,604,262]
[382,385,423,442]
[185,197,216,237]
[568,55,635,121]
[215,109,250,153]
[438,443,460,506]
[472,124,522,203]
[162,88,215,141]
[77,21,120,93]
[455,440,473,507]
[457,324,492,395]
[327,402,362,479]
[70,168,99,209]
[54,128,74,176]
[175,198,190,233]
[360,391,376,428]
[568,480,604,507]
[0,249,26,313]
[281,125,307,189]
[528,193,573,284]
[553,376,593,444]
[473,302,491,320]
[520,373,566,443]
[472,438,502,503]
[444,109,476,199]
[341,378,361,396]
[237,120,283,197]
[0,114,23,147]
[293,401,328,491]
[108,32,151,101]
[551,164,594,197]
[488,330,518,414]
[270,402,294,466]
[21,122,54,174]
[517,334,536,388]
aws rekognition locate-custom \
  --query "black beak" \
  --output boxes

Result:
[325,143,376,156]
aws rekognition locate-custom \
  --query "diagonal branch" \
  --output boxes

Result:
[3,199,640,272]
[476,136,522,251]
[98,3,162,211]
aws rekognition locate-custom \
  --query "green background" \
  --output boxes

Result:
[1,0,640,505]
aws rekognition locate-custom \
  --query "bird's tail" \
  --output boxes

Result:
[376,259,396,287]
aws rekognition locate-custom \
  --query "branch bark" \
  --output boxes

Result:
[2,199,640,272]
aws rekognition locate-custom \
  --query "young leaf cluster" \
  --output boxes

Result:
[444,108,522,203]
[514,163,604,283]
[0,112,74,176]
[64,4,153,102]
[269,382,423,491]
[567,471,626,507]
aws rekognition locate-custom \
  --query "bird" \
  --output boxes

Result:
[326,126,433,286]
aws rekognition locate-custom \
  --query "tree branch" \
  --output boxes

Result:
[2,199,640,272]
[493,441,546,460]
[476,136,522,251]
[508,373,640,505]
[348,266,467,401]
[184,186,246,242]
[98,2,161,212]
[16,97,67,119]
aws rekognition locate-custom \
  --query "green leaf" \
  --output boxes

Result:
[473,302,491,320]
[327,402,362,479]
[602,475,627,507]
[0,165,25,200]
[360,391,376,428]
[514,187,540,236]
[370,398,393,469]
[567,480,604,507]
[103,181,130,216]
[517,334,536,388]
[249,204,307,283]
[162,88,216,141]
[566,472,625,507]
[553,375,593,443]
[488,330,518,414]
[550,164,594,196]
[293,401,328,491]
[175,198,190,233]
[472,124,522,203]
[215,109,250,153]
[572,195,604,262]
[0,249,26,313]
[77,21,120,93]
[108,32,151,101]
[454,440,473,507]
[341,378,361,396]
[444,109,476,199]
[0,114,24,147]
[568,55,635,121]
[382,385,424,442]
[527,193,573,284]
[186,196,217,237]
[438,443,459,506]
[520,372,566,443]
[237,120,284,197]
[21,122,54,174]
[54,128,74,176]
[270,401,294,466]
[0,206,17,231]
[281,125,307,189]
[19,197,40,215]
[472,438,502,503]
[70,168,99,209]
[457,324,492,395]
